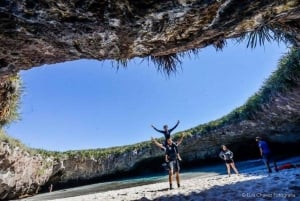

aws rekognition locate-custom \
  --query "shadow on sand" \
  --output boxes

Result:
[133,172,299,201]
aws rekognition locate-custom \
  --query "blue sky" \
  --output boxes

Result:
[5,40,288,151]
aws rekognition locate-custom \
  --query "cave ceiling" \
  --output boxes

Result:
[0,0,299,76]
[0,0,300,133]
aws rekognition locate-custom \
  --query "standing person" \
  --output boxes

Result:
[151,120,180,145]
[151,133,184,161]
[48,184,53,192]
[255,136,278,173]
[151,134,184,190]
[219,145,239,177]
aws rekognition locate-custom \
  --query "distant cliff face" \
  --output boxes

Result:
[1,0,300,200]
[0,140,164,199]
[0,142,53,199]
[1,132,300,200]
[1,95,300,200]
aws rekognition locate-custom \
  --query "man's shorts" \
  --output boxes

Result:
[168,160,180,173]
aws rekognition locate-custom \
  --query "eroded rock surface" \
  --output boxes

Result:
[0,0,300,76]
[1,1,300,200]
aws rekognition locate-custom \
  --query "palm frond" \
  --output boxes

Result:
[246,25,272,48]
[213,39,227,51]
[113,58,129,70]
[236,24,294,48]
[0,75,23,127]
[150,53,182,76]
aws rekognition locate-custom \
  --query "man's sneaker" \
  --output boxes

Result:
[177,183,180,188]
[169,184,173,190]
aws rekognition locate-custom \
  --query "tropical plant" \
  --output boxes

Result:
[236,24,294,49]
[0,75,23,127]
[150,53,182,76]
[187,47,300,134]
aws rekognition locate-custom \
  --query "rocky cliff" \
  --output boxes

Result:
[0,0,299,76]
[0,141,54,199]
[1,0,300,200]
[1,118,300,200]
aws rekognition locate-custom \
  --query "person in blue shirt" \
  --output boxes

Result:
[256,136,278,173]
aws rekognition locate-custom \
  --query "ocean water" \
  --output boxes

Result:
[17,156,300,201]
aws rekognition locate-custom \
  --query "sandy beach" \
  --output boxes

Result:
[23,166,300,201]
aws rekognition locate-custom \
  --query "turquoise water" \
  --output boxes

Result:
[17,156,300,201]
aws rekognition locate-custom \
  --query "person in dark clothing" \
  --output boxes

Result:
[165,138,181,190]
[151,134,184,162]
[256,136,278,173]
[219,145,239,176]
[151,120,180,145]
[151,134,184,190]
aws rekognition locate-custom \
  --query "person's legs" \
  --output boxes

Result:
[273,161,278,172]
[266,161,272,173]
[168,171,173,189]
[263,154,272,173]
[230,163,239,175]
[175,171,180,187]
[169,169,173,189]
[225,163,231,176]
[270,155,278,172]
[175,160,180,187]
[168,161,174,189]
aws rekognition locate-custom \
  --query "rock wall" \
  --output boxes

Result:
[1,112,300,200]
[0,0,300,76]
[0,142,54,200]
[1,0,300,200]
[0,140,165,199]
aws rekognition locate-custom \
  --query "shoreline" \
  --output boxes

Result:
[18,156,300,201]
[54,169,300,201]
[20,167,300,201]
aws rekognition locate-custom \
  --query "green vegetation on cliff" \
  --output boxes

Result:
[185,47,300,136]
[0,75,22,127]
